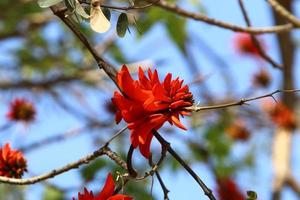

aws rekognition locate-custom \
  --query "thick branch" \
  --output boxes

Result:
[50,5,119,86]
[267,0,300,27]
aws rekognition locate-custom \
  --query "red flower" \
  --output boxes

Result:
[0,143,27,178]
[112,65,193,158]
[217,178,244,200]
[7,98,36,122]
[233,34,264,57]
[73,173,133,200]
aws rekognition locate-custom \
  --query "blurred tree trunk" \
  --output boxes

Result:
[271,0,296,199]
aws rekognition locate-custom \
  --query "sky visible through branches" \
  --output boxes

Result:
[1,0,300,199]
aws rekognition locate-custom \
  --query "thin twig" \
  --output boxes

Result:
[0,146,125,185]
[156,0,293,34]
[153,131,216,200]
[188,89,300,112]
[238,0,283,69]
[155,171,170,200]
[105,126,128,145]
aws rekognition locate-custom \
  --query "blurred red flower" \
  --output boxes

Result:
[0,143,27,178]
[217,178,244,200]
[226,120,250,141]
[112,65,193,158]
[233,34,265,57]
[7,98,36,122]
[268,102,297,130]
[73,173,133,200]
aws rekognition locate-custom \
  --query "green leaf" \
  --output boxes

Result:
[165,14,187,53]
[116,13,129,37]
[43,187,64,200]
[64,0,76,12]
[101,7,111,21]
[75,0,89,18]
[38,0,63,8]
[246,191,258,200]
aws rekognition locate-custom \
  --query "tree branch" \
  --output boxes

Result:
[0,146,126,185]
[155,0,293,34]
[238,0,283,69]
[153,130,216,200]
[188,89,300,112]
[50,5,119,86]
[155,171,169,200]
[267,0,300,27]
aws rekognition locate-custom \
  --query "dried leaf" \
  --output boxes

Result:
[90,4,110,33]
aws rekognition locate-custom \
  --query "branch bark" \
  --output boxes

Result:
[0,146,126,185]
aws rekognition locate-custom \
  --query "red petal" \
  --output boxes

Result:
[118,65,150,102]
[115,111,122,124]
[139,133,153,159]
[117,65,132,91]
[2,143,10,161]
[171,115,187,130]
[170,100,192,109]
[150,69,160,85]
[152,84,170,102]
[96,173,115,200]
[163,73,172,92]
[138,67,151,89]
[108,194,133,200]
[77,188,94,200]
[130,131,139,148]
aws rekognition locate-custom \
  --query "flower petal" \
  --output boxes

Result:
[108,194,133,200]
[96,173,115,200]
[171,115,187,130]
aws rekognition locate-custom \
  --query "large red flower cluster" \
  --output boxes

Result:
[217,178,244,200]
[7,98,36,122]
[112,65,193,158]
[73,173,132,200]
[0,143,27,178]
[234,34,264,57]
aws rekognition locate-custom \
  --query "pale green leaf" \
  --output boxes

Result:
[75,0,89,18]
[38,0,63,8]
